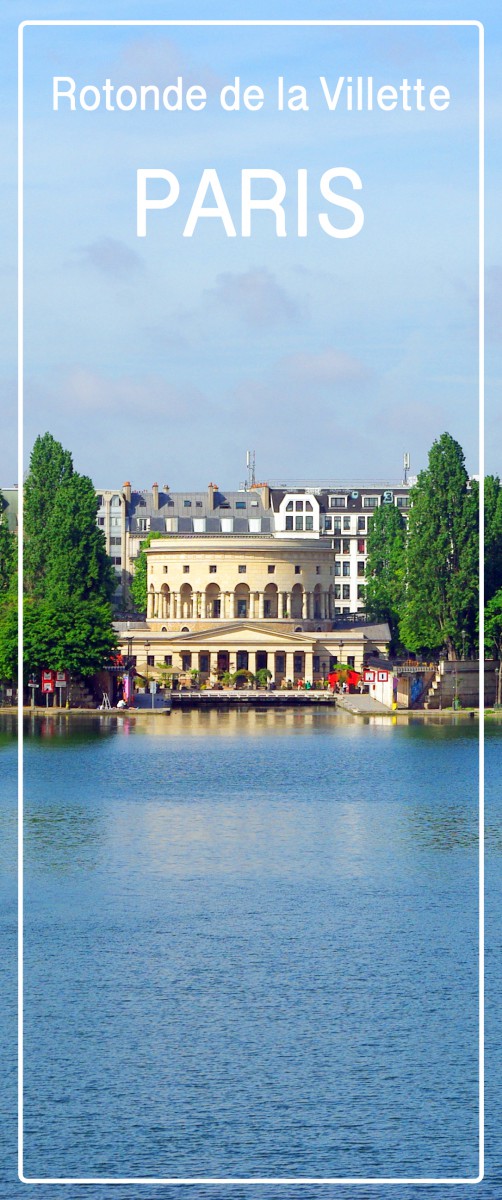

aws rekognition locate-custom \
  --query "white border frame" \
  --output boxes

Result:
[17,18,485,1187]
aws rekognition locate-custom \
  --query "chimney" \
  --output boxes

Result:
[152,482,159,511]
[123,481,131,503]
[208,482,218,509]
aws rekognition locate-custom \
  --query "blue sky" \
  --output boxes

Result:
[1,1,501,490]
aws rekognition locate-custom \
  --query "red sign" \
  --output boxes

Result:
[41,671,55,694]
[364,669,375,683]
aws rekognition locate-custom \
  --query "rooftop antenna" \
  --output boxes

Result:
[403,452,410,485]
[246,449,256,490]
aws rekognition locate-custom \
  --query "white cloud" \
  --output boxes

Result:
[208,268,301,327]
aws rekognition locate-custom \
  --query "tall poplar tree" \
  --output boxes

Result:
[0,497,17,683]
[363,504,406,649]
[23,435,117,677]
[484,475,502,604]
[24,432,73,596]
[399,433,478,658]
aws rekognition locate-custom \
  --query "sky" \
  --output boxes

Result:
[1,1,501,491]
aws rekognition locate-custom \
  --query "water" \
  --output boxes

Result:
[1,710,501,1199]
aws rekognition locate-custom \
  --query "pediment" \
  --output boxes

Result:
[169,621,314,646]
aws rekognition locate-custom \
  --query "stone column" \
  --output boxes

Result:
[285,651,295,682]
[209,651,218,678]
[224,592,230,619]
[147,590,154,619]
[195,592,201,619]
[285,591,292,618]
[202,592,208,619]
[304,651,314,684]
[258,592,265,619]
[302,590,308,619]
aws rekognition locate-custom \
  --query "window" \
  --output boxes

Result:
[347,656,355,668]
[163,566,168,573]
[294,565,301,574]
[286,501,294,512]
[183,499,192,507]
[181,654,192,671]
[183,565,190,573]
[196,501,203,508]
[137,517,149,531]
[305,516,314,530]
[295,500,303,511]
[343,562,350,577]
[334,584,341,599]
[324,516,332,531]
[199,654,209,673]
[164,655,172,666]
[110,515,121,528]
[112,556,122,566]
[237,599,247,617]
[329,656,338,669]
[285,516,293,531]
[236,501,246,509]
[111,494,121,507]
[342,584,350,599]
[330,496,345,508]
[357,561,365,577]
[313,655,320,672]
[357,585,364,599]
[397,495,410,508]
[357,539,365,554]
[213,599,221,617]
[220,502,231,509]
[334,539,341,553]
[276,653,285,673]
[334,606,341,614]
[305,500,313,512]
[316,565,321,575]
[334,562,341,576]
[251,500,259,507]
[343,539,350,554]
[343,516,351,530]
[295,516,303,531]
[249,518,262,532]
[357,516,366,531]
[96,495,103,507]
[147,655,155,667]
[98,517,105,526]
[209,565,217,573]
[343,607,350,614]
[363,496,378,509]
[267,565,275,574]
[294,654,303,674]
[238,565,246,574]
[264,600,271,617]
[334,517,341,532]
[110,536,121,546]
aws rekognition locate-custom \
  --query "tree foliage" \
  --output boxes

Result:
[485,475,502,605]
[363,503,406,648]
[21,434,116,682]
[399,433,478,658]
[24,433,73,597]
[130,531,164,613]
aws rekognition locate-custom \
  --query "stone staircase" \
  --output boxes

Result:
[424,660,495,709]
[67,677,97,709]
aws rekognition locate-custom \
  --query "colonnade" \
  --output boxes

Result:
[147,586,335,621]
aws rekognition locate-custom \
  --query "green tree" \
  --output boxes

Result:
[484,475,502,604]
[485,588,502,706]
[24,433,73,596]
[363,503,406,649]
[44,473,115,603]
[130,531,164,613]
[0,500,16,595]
[0,575,18,683]
[24,596,116,676]
[23,434,117,681]
[399,433,478,658]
